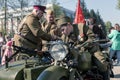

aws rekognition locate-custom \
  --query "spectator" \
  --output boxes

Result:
[1,40,14,65]
[108,23,120,65]
[109,27,115,33]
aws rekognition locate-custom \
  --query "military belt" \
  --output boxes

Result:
[17,33,37,45]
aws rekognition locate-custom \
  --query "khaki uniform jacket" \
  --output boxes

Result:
[41,21,57,46]
[41,21,57,35]
[13,14,52,50]
[78,23,95,42]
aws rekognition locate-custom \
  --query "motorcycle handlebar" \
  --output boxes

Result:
[75,39,109,49]
[13,45,37,54]
[13,45,50,56]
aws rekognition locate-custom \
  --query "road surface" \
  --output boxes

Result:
[110,65,120,80]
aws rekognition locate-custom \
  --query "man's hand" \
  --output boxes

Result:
[51,35,61,40]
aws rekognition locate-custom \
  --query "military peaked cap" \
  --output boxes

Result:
[33,5,46,13]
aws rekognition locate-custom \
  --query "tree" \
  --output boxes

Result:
[117,0,120,10]
[105,21,112,33]
[33,0,47,5]
[96,11,107,36]
[0,0,4,10]
[0,0,47,36]
[81,0,90,19]
[6,0,47,19]
[51,0,63,18]
[89,9,97,19]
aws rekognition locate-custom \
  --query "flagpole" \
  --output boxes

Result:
[73,0,85,41]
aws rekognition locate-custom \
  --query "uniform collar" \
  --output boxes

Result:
[30,13,39,20]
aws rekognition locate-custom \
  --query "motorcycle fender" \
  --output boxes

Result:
[37,66,69,80]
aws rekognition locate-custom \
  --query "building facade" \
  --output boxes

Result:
[0,4,75,36]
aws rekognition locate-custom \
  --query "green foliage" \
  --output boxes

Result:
[53,4,63,18]
[0,27,7,36]
[52,0,63,18]
[81,0,90,18]
[89,9,97,19]
[117,0,120,10]
[105,21,112,33]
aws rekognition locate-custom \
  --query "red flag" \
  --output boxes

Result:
[73,0,85,24]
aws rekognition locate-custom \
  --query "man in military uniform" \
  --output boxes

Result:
[41,9,57,51]
[13,5,58,59]
[55,15,78,62]
[56,15,109,80]
[56,16,77,42]
[78,22,109,80]
[41,9,57,35]
[88,17,106,39]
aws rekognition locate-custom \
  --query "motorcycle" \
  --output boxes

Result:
[0,40,110,80]
[37,40,83,80]
[37,40,110,80]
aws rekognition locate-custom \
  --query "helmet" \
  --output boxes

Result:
[57,16,71,28]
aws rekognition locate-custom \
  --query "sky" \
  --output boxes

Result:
[48,0,120,26]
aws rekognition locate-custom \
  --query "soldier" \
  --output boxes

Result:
[55,15,78,62]
[41,9,57,35]
[41,9,57,51]
[78,22,109,80]
[13,5,58,59]
[88,17,106,40]
[56,16,77,42]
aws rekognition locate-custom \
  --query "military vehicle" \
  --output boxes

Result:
[37,40,112,80]
[0,40,111,80]
[0,44,51,80]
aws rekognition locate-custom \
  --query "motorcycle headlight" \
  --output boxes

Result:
[49,44,68,61]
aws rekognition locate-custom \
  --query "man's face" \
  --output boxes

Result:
[60,23,73,36]
[114,24,120,31]
[36,10,44,19]
[46,14,54,23]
